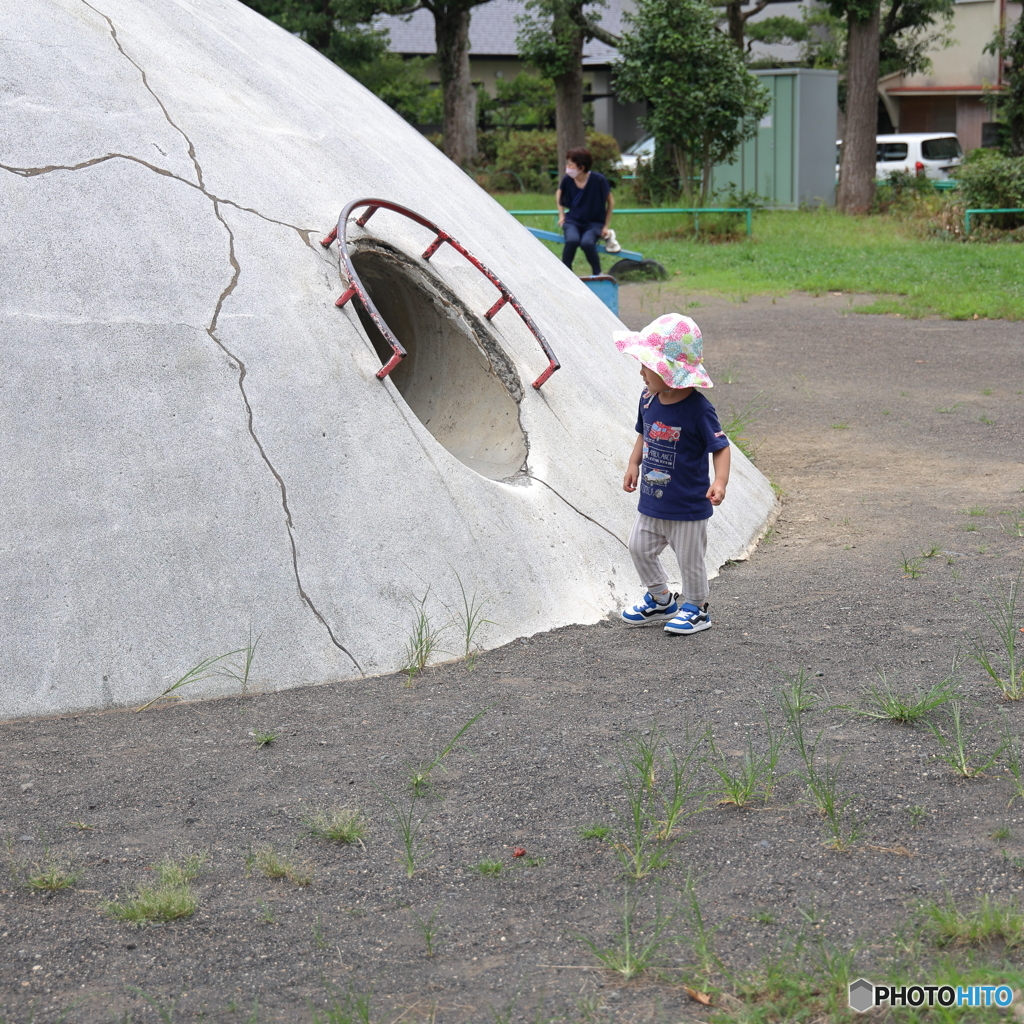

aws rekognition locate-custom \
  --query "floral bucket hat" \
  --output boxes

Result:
[612,313,713,390]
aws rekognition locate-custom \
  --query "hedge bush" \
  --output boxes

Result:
[481,130,621,192]
[954,150,1024,224]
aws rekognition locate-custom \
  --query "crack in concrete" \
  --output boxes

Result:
[528,475,628,548]
[81,0,205,189]
[0,155,317,246]
[4,1,362,673]
[206,200,365,676]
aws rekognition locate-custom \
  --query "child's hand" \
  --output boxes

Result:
[623,466,639,492]
[707,480,727,505]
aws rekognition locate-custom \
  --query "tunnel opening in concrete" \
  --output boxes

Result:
[349,242,528,481]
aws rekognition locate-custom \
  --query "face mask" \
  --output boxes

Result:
[565,166,580,178]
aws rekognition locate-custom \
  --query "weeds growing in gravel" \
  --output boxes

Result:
[252,729,279,748]
[411,905,443,956]
[928,701,1006,778]
[402,589,449,684]
[649,726,707,841]
[779,668,827,715]
[614,727,705,879]
[406,709,486,796]
[474,858,504,876]
[908,804,929,827]
[309,982,375,1024]
[25,852,83,892]
[247,845,313,886]
[379,788,429,878]
[578,824,612,840]
[105,851,207,924]
[899,553,926,579]
[678,873,724,982]
[921,894,1024,949]
[127,986,183,1024]
[1001,725,1024,807]
[706,717,782,807]
[7,840,84,892]
[806,759,867,852]
[302,806,367,845]
[854,670,959,724]
[971,574,1024,700]
[721,391,768,461]
[999,509,1024,537]
[579,888,679,981]
[784,693,865,850]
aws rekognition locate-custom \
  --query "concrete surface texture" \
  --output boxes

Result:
[0,0,776,719]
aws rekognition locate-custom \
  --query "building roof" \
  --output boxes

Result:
[378,0,808,67]
[377,0,627,63]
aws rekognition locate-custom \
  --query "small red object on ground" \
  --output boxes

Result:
[512,847,526,858]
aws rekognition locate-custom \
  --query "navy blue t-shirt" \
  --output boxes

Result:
[634,388,729,521]
[559,171,610,226]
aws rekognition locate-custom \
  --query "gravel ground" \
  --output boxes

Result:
[2,289,1023,1024]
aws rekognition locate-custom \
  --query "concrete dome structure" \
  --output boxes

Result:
[1,0,776,719]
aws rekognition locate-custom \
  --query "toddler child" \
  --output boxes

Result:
[613,313,731,634]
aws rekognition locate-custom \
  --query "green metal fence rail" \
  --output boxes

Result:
[509,206,755,237]
[964,208,1024,236]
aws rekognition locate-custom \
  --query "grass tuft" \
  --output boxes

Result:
[247,845,313,886]
[105,851,207,924]
[922,894,1024,949]
[579,888,679,981]
[302,806,367,845]
[854,671,959,724]
[971,573,1024,700]
[474,858,504,876]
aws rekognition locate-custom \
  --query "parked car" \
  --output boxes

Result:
[835,133,963,181]
[616,134,655,173]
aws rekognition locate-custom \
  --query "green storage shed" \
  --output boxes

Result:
[712,68,838,209]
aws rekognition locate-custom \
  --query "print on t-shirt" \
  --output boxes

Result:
[634,387,730,521]
[641,420,680,499]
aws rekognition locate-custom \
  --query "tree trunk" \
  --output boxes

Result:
[434,3,477,168]
[724,1,745,49]
[837,1,881,213]
[553,18,586,173]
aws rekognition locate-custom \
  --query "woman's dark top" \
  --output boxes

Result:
[558,171,610,226]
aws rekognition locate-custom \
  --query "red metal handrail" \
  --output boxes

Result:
[320,198,560,389]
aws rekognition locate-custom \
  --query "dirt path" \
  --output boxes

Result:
[2,291,1023,1024]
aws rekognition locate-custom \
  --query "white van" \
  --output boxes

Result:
[835,133,964,181]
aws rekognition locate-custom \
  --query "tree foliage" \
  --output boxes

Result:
[240,0,437,124]
[516,0,613,171]
[613,0,770,203]
[478,74,555,138]
[801,0,953,84]
[241,0,492,165]
[985,14,1024,156]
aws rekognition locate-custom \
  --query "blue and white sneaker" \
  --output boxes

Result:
[664,602,712,635]
[621,592,679,626]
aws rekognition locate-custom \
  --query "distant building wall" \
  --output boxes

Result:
[882,0,1022,151]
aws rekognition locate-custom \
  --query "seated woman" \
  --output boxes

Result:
[556,146,614,276]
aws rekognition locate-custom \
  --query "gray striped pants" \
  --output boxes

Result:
[627,513,709,604]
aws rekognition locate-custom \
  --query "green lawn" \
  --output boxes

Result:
[496,195,1024,320]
